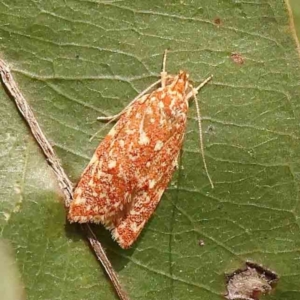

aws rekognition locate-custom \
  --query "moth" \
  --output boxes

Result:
[68,51,213,248]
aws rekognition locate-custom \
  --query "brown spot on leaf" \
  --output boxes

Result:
[225,262,278,300]
[214,18,222,26]
[231,52,244,65]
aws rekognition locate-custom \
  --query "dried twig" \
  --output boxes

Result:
[0,59,128,300]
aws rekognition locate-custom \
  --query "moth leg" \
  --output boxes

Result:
[174,148,183,170]
[97,78,162,123]
[112,189,165,249]
[161,49,168,88]
[97,113,124,122]
[91,77,163,141]
[174,159,179,170]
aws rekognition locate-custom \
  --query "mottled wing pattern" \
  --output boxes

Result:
[68,72,189,248]
[112,117,187,248]
[68,93,150,226]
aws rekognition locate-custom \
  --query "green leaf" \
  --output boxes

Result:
[1,1,300,299]
[0,240,25,300]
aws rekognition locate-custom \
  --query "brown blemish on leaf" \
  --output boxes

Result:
[231,53,244,65]
[214,18,222,26]
[225,262,278,300]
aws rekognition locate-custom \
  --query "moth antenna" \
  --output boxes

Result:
[192,76,214,189]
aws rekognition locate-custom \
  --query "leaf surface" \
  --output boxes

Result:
[1,1,300,299]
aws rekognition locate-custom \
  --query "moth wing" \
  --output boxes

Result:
[112,130,184,248]
[68,97,147,226]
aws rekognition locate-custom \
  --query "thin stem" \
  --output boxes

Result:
[0,58,128,300]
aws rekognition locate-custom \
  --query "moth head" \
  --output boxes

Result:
[174,71,190,94]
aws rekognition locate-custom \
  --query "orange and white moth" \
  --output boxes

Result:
[68,51,213,248]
